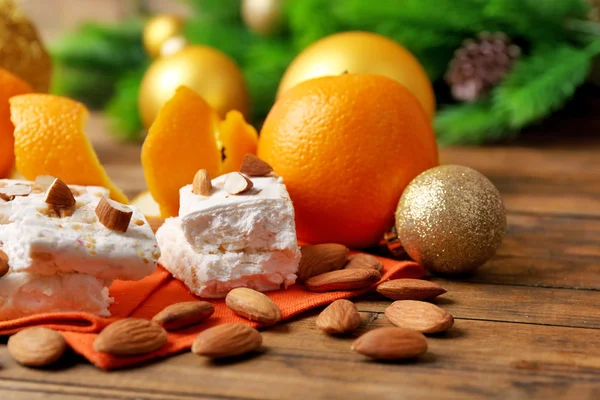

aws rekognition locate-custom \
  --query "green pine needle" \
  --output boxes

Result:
[105,67,146,142]
[435,101,512,145]
[492,42,599,128]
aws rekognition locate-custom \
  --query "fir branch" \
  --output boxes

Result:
[286,0,343,49]
[492,42,600,129]
[434,101,512,145]
[105,68,146,142]
[243,39,296,122]
[51,65,118,109]
[51,20,147,73]
[183,0,242,23]
[183,19,254,64]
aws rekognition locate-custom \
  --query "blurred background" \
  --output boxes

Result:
[4,0,600,145]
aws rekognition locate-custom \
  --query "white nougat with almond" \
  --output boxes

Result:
[0,179,160,320]
[157,172,301,298]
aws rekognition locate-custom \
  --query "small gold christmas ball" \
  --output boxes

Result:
[395,165,506,275]
[0,0,51,92]
[138,45,250,129]
[143,14,184,58]
[277,31,435,118]
[241,0,283,36]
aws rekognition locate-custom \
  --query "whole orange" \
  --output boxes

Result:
[258,74,439,248]
[0,68,33,178]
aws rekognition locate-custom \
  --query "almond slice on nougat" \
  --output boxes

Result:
[45,178,75,207]
[96,196,133,232]
[224,172,253,195]
[240,154,273,177]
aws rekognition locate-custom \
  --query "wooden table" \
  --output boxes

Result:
[1,91,599,399]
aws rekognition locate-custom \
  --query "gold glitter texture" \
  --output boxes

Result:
[0,0,51,92]
[395,165,506,275]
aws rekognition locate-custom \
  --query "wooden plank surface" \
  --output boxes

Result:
[0,108,599,399]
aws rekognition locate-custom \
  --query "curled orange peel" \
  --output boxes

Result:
[9,94,128,203]
[142,86,258,217]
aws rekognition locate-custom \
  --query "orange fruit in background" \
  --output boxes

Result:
[10,94,128,203]
[0,68,33,178]
[142,86,258,217]
[258,74,439,248]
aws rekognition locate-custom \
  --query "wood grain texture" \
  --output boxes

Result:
[0,315,598,400]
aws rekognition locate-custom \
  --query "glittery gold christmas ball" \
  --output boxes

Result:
[0,0,51,92]
[241,0,283,36]
[143,14,184,58]
[395,165,506,275]
[277,31,436,118]
[138,45,249,129]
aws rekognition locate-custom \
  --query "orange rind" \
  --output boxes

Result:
[142,86,258,217]
[10,94,128,203]
[0,68,33,178]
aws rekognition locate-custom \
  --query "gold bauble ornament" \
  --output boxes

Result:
[277,31,436,118]
[241,0,283,36]
[143,14,184,58]
[138,45,249,129]
[395,165,506,275]
[0,0,51,92]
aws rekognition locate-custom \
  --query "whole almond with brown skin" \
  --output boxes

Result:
[240,154,273,176]
[297,244,350,282]
[152,301,215,331]
[385,300,454,333]
[226,288,281,325]
[316,299,361,334]
[94,318,168,356]
[192,169,213,196]
[0,249,9,277]
[376,279,446,301]
[305,269,381,292]
[8,327,67,367]
[351,327,428,360]
[192,323,262,358]
[345,253,383,273]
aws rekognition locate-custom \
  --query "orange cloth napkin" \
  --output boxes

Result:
[0,254,423,370]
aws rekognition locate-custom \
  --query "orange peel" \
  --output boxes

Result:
[9,94,128,203]
[142,86,258,217]
[0,68,33,178]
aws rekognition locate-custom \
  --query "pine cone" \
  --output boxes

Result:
[446,32,521,101]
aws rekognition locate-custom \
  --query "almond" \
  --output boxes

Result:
[297,243,350,282]
[376,279,446,301]
[240,154,273,176]
[305,269,381,292]
[0,184,31,201]
[351,327,428,360]
[345,253,383,273]
[192,169,212,196]
[0,249,9,277]
[8,327,67,367]
[224,172,253,194]
[152,301,215,331]
[225,287,281,325]
[45,178,75,207]
[95,196,133,232]
[385,300,454,333]
[192,323,262,358]
[316,299,361,334]
[94,318,168,356]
